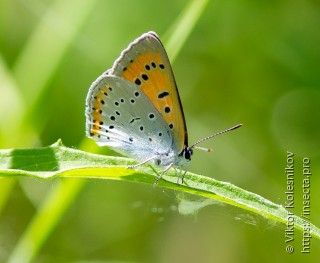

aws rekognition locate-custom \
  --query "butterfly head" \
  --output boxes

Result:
[180,146,193,161]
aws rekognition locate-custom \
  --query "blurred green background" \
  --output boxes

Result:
[1,0,320,262]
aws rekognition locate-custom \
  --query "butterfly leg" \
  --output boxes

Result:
[180,170,188,184]
[153,163,174,187]
[177,163,190,184]
[127,155,157,169]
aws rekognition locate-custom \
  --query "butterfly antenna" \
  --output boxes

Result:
[191,124,242,152]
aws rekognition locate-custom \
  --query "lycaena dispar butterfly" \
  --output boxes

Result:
[86,31,242,185]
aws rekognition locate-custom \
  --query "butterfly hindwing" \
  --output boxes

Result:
[110,32,188,152]
[85,75,172,161]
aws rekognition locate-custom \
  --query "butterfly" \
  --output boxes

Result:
[85,31,241,185]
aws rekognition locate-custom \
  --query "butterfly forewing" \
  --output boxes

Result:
[110,32,188,152]
[86,75,172,161]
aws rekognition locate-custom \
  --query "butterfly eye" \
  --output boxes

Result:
[182,147,193,161]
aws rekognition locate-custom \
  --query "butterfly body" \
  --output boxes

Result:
[86,31,241,184]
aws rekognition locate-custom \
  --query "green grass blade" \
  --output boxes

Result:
[7,179,85,263]
[1,141,320,242]
[0,55,22,215]
[13,0,97,109]
[164,0,210,61]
